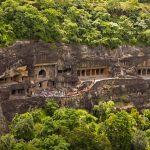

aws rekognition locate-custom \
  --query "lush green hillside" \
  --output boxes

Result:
[0,100,150,150]
[0,0,149,48]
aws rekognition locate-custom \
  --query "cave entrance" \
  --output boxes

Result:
[147,69,150,75]
[39,69,46,78]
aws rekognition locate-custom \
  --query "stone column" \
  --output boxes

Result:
[146,69,148,76]
[142,69,146,76]
[92,69,95,76]
[55,64,57,77]
[90,69,92,76]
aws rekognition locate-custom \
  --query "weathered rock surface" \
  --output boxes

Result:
[0,41,149,77]
[0,40,150,133]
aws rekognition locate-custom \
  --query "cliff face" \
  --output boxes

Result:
[0,40,149,77]
[1,78,150,124]
[0,104,7,134]
[0,40,150,133]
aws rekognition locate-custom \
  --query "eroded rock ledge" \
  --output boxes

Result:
[0,40,150,129]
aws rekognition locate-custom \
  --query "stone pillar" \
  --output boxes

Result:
[55,64,57,77]
[92,69,95,76]
[142,69,146,76]
[146,69,148,76]
[90,69,92,76]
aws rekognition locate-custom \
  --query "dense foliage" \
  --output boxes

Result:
[0,99,150,150]
[0,0,149,48]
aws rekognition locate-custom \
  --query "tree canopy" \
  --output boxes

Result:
[0,0,149,48]
[0,99,150,150]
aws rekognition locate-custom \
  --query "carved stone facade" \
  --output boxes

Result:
[137,59,150,79]
[0,41,150,129]
[0,41,149,104]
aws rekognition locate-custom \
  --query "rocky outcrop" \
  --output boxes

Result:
[56,78,150,111]
[1,78,149,123]
[1,97,45,122]
[0,104,8,134]
[0,41,149,133]
[0,41,149,77]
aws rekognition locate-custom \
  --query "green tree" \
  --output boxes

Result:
[27,138,43,150]
[42,134,69,150]
[0,134,16,150]
[132,130,148,150]
[140,29,150,45]
[130,108,148,130]
[10,113,35,141]
[0,22,15,46]
[44,99,59,116]
[11,141,28,150]
[104,111,133,150]
[53,108,97,130]
[40,116,56,136]
[31,108,46,123]
[93,100,115,121]
[67,126,111,150]
[1,100,150,150]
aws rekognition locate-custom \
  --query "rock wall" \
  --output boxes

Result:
[1,97,45,122]
[58,79,150,111]
[0,104,7,134]
[0,41,149,78]
[1,78,149,124]
[0,41,150,133]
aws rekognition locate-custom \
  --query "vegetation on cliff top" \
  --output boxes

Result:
[0,0,150,48]
[0,100,150,150]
